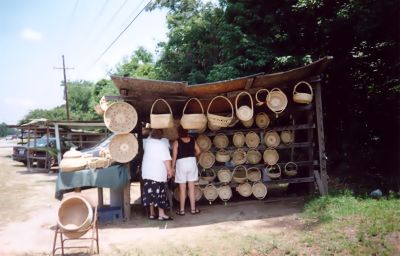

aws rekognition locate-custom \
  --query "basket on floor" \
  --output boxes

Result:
[247,167,262,182]
[217,167,232,183]
[198,151,215,169]
[218,185,232,202]
[207,95,234,128]
[150,98,174,129]
[203,184,218,202]
[235,91,254,122]
[237,182,252,197]
[181,98,207,130]
[252,182,268,199]
[232,165,247,183]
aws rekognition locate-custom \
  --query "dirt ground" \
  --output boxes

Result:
[0,139,307,256]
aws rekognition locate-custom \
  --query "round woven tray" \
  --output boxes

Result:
[199,151,215,169]
[217,167,232,183]
[245,131,260,148]
[104,102,138,134]
[196,135,212,152]
[252,182,267,199]
[109,133,138,163]
[213,133,229,149]
[237,182,252,197]
[264,130,281,148]
[218,185,232,201]
[233,132,245,147]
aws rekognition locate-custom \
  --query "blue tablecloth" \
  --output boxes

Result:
[55,164,130,200]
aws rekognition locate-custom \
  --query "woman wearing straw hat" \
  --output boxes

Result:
[141,129,174,221]
[172,126,201,215]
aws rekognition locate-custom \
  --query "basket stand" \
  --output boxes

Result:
[52,206,99,256]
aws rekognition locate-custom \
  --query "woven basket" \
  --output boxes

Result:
[218,185,232,201]
[266,88,288,117]
[207,95,234,128]
[245,131,260,148]
[109,133,138,163]
[208,122,221,131]
[266,164,281,179]
[173,187,186,202]
[60,150,87,172]
[252,182,268,199]
[235,91,254,122]
[213,133,229,149]
[163,119,180,141]
[255,112,270,129]
[215,149,231,163]
[63,148,82,159]
[199,151,215,169]
[264,130,281,148]
[87,157,111,170]
[232,165,247,183]
[94,104,104,115]
[237,182,252,197]
[200,168,216,182]
[228,116,240,127]
[247,167,262,182]
[263,148,279,165]
[280,130,294,144]
[104,102,138,134]
[196,135,212,152]
[233,132,245,148]
[57,196,93,239]
[241,117,254,128]
[99,96,109,112]
[181,98,208,130]
[194,185,203,201]
[150,99,174,129]
[217,167,232,183]
[232,149,247,165]
[293,81,313,104]
[255,88,269,106]
[247,149,262,164]
[203,184,218,202]
[284,162,298,177]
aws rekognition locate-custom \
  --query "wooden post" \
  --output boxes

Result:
[123,163,131,221]
[314,82,328,194]
[307,111,316,194]
[97,188,104,208]
[54,124,62,165]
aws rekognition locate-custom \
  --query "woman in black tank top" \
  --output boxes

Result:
[172,126,201,215]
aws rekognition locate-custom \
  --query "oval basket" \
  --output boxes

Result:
[255,112,270,129]
[280,130,294,144]
[181,98,208,130]
[213,133,229,149]
[266,88,288,117]
[217,167,232,183]
[216,149,231,163]
[199,151,215,169]
[109,133,139,163]
[150,99,174,129]
[284,162,298,177]
[199,168,216,182]
[252,182,268,199]
[293,81,313,104]
[237,182,252,197]
[245,131,260,148]
[232,148,247,165]
[241,117,254,128]
[207,95,234,128]
[194,185,203,201]
[246,149,262,164]
[247,167,262,182]
[104,101,138,134]
[264,130,281,148]
[232,165,247,183]
[263,148,279,165]
[255,89,269,106]
[266,164,282,179]
[235,91,254,122]
[233,132,245,148]
[218,185,232,202]
[203,184,219,202]
[196,135,212,152]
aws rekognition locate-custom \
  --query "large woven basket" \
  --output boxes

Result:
[217,167,232,183]
[235,91,254,122]
[59,157,87,172]
[245,131,260,148]
[181,98,208,130]
[207,95,234,128]
[284,162,298,177]
[194,185,203,201]
[263,148,279,165]
[218,185,232,202]
[247,149,262,164]
[109,133,138,163]
[293,81,313,104]
[266,164,281,179]
[216,149,231,163]
[255,88,269,106]
[63,148,82,159]
[213,133,229,149]
[264,130,281,148]
[255,112,270,129]
[232,148,247,165]
[57,196,93,239]
[104,101,138,134]
[280,130,294,144]
[199,168,216,182]
[232,165,247,183]
[87,157,111,170]
[162,119,180,141]
[252,182,267,199]
[196,135,212,152]
[204,184,218,202]
[247,167,262,182]
[199,151,215,169]
[241,117,254,128]
[233,132,245,148]
[150,99,174,129]
[266,88,288,117]
[237,182,252,197]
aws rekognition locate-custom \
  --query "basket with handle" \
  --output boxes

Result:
[263,147,279,165]
[247,167,262,182]
[203,184,218,203]
[215,149,231,163]
[237,182,252,197]
[265,164,281,179]
[255,112,270,129]
[207,95,234,128]
[232,148,247,165]
[255,88,269,106]
[235,91,254,122]
[252,182,268,199]
[266,88,288,117]
[199,168,216,182]
[284,162,298,177]
[280,130,294,144]
[181,98,208,130]
[150,98,174,129]
[218,185,232,202]
[213,133,229,149]
[247,149,262,164]
[232,165,247,183]
[217,167,232,183]
[293,81,313,104]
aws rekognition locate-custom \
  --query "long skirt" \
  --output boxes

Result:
[142,179,169,209]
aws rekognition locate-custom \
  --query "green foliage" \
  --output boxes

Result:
[112,47,157,78]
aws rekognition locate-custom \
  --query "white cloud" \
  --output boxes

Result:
[20,28,42,42]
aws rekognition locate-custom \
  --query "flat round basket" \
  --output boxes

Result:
[109,133,138,163]
[241,117,254,128]
[199,151,215,169]
[232,149,247,165]
[237,182,252,197]
[213,133,229,149]
[284,162,298,177]
[215,149,231,163]
[194,185,203,201]
[252,182,267,199]
[255,89,269,106]
[233,132,245,147]
[196,135,212,152]
[57,196,93,239]
[280,130,294,144]
[150,99,174,129]
[266,164,281,179]
[247,167,262,182]
[199,168,216,182]
[181,98,208,130]
[247,149,262,164]
[255,112,270,129]
[232,165,247,183]
[263,148,279,165]
[245,131,260,148]
[217,167,232,183]
[60,157,87,172]
[293,81,313,104]
[207,95,234,128]
[218,185,232,201]
[235,91,254,122]
[104,102,138,134]
[264,130,281,148]
[266,88,288,117]
[203,184,218,202]
[63,148,82,159]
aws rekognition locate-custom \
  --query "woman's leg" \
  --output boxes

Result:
[179,183,187,212]
[149,204,155,217]
[187,181,196,211]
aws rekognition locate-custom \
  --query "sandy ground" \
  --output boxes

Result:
[0,139,306,256]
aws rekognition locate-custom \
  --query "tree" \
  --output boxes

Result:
[112,47,157,79]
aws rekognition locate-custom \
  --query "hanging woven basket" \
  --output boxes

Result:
[247,167,262,182]
[284,162,298,177]
[150,99,174,129]
[208,122,221,131]
[213,133,229,149]
[104,101,138,134]
[266,164,282,179]
[237,182,252,197]
[264,130,281,148]
[207,95,234,128]
[204,184,218,202]
[109,133,138,163]
[280,130,294,144]
[196,135,212,152]
[255,89,269,106]
[232,165,247,183]
[217,167,232,183]
[232,149,247,165]
[252,182,268,199]
[233,132,245,148]
[181,98,208,130]
[245,131,260,148]
[218,185,232,202]
[235,91,254,122]
[215,149,231,163]
[255,112,270,129]
[266,88,288,117]
[293,81,313,104]
[246,149,262,164]
[263,147,279,165]
[199,151,215,169]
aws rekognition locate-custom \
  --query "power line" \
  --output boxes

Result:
[93,0,153,65]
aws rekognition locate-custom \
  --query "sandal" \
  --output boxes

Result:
[176,210,185,216]
[158,215,173,221]
[190,208,201,215]
[148,215,156,220]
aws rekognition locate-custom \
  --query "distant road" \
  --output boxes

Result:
[0,139,18,149]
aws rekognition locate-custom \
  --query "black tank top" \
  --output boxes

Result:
[177,137,195,159]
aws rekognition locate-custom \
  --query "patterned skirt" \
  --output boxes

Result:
[142,179,169,209]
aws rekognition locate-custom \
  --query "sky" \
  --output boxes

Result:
[0,0,168,125]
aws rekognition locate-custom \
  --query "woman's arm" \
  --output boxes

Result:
[163,160,173,178]
[172,140,178,170]
[194,141,201,156]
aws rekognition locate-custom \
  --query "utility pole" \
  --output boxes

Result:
[54,55,74,120]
